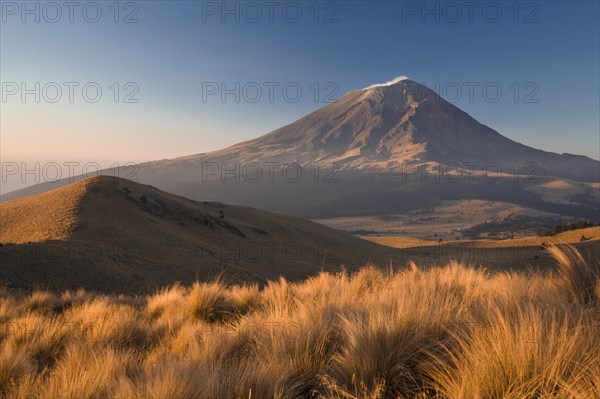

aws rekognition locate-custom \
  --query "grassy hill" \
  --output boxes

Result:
[361,226,599,270]
[0,176,397,293]
[2,176,597,294]
[364,226,600,249]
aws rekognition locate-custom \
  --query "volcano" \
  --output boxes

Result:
[182,78,598,181]
[3,78,599,224]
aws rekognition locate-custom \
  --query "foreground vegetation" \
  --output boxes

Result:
[1,245,599,398]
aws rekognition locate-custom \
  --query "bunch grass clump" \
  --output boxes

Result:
[0,245,598,398]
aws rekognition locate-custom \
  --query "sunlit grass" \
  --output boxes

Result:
[0,245,598,398]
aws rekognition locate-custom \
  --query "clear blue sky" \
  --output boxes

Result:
[1,0,599,168]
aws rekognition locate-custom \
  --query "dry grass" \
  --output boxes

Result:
[0,245,598,398]
[364,226,600,250]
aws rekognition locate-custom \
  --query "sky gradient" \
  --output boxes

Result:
[1,0,599,193]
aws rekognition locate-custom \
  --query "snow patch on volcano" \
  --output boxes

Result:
[362,76,410,90]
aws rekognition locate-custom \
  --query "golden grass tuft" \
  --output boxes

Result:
[548,244,600,306]
[0,245,598,398]
[187,280,233,322]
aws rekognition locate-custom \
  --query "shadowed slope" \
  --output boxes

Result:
[0,176,398,293]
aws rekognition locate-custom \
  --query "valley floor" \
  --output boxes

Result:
[1,245,599,398]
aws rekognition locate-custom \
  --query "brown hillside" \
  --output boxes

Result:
[363,227,600,270]
[2,176,596,294]
[364,227,600,249]
[0,176,398,293]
